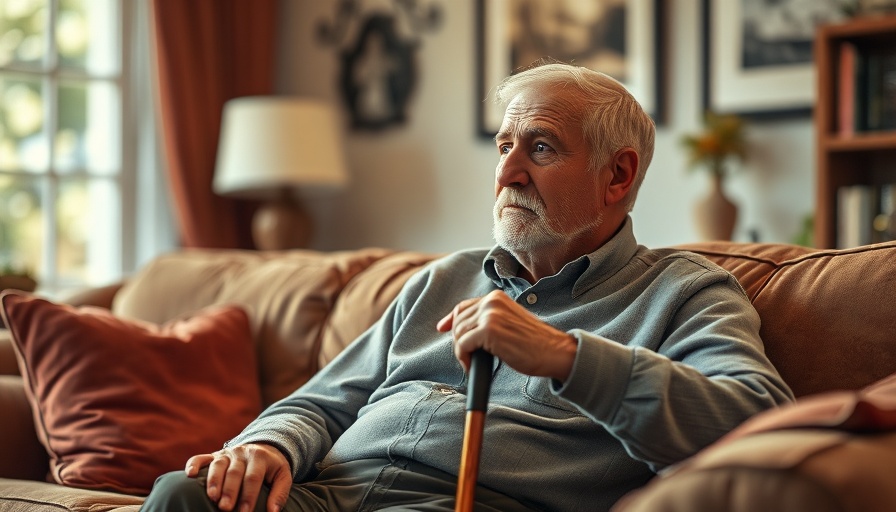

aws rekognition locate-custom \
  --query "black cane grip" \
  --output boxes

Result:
[466,350,494,412]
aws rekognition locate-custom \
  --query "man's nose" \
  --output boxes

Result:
[496,148,530,189]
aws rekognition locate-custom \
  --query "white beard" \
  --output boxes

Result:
[492,189,603,252]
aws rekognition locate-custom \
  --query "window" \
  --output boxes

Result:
[0,0,174,296]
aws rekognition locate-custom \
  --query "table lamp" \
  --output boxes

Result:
[213,97,349,250]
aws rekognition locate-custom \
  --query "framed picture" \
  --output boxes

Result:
[476,0,665,138]
[702,0,845,118]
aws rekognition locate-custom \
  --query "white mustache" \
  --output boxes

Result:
[495,190,545,216]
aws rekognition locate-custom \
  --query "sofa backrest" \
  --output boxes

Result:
[112,241,896,406]
[112,248,439,406]
[679,241,896,397]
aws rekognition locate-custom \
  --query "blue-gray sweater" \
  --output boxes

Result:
[228,219,794,511]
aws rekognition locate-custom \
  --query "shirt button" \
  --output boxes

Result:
[526,293,537,305]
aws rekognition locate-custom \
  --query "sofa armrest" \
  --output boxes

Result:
[612,429,896,512]
[612,372,896,512]
[58,282,124,309]
[0,375,48,481]
[0,331,17,376]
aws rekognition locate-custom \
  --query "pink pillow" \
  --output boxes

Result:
[0,291,262,495]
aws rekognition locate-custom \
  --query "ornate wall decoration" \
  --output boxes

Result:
[317,0,442,131]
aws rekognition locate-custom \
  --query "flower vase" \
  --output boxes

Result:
[694,172,737,241]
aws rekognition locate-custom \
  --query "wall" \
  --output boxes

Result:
[276,0,816,253]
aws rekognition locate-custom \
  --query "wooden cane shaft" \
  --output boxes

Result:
[455,410,486,512]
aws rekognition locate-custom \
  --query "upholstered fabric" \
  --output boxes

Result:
[680,241,896,397]
[719,372,896,436]
[110,248,404,406]
[612,241,896,512]
[0,329,18,376]
[1,241,894,511]
[611,372,896,512]
[0,375,46,481]
[0,292,262,495]
[318,251,439,368]
[0,477,142,511]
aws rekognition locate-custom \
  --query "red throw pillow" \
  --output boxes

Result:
[0,291,262,495]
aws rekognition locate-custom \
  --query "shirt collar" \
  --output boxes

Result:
[572,215,640,296]
[483,216,640,295]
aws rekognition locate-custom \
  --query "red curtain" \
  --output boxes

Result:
[151,0,277,248]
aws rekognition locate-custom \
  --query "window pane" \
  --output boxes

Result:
[0,174,43,277]
[0,74,48,171]
[56,79,119,174]
[0,0,48,68]
[56,176,118,284]
[57,0,118,75]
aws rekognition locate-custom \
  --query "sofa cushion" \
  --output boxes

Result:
[111,248,396,405]
[319,251,438,368]
[0,477,142,512]
[0,291,261,496]
[679,241,896,397]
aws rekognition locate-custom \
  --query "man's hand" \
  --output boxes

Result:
[184,443,292,512]
[437,290,578,381]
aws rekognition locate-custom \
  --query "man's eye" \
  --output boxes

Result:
[535,142,549,152]
[498,144,511,154]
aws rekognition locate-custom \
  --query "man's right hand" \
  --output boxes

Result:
[185,443,292,512]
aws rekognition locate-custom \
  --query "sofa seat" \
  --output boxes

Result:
[0,478,141,512]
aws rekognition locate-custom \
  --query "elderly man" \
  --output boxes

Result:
[141,63,793,512]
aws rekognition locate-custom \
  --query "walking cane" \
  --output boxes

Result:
[455,349,494,512]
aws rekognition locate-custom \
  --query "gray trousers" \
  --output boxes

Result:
[140,458,538,512]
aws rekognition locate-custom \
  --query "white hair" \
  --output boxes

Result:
[493,63,656,211]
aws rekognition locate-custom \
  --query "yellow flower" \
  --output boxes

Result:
[681,112,748,177]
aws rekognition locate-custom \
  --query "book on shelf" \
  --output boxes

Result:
[838,184,896,248]
[838,41,859,136]
[873,183,896,243]
[836,41,896,134]
[838,185,872,248]
[865,51,896,132]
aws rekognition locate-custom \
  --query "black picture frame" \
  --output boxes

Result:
[476,0,666,139]
[702,0,845,119]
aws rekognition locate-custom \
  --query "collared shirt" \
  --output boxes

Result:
[228,217,794,512]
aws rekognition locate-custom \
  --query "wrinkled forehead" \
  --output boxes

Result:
[498,90,586,140]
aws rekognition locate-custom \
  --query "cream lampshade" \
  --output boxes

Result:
[213,97,349,250]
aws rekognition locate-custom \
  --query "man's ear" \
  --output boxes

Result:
[604,148,638,206]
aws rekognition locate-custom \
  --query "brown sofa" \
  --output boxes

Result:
[1,241,895,512]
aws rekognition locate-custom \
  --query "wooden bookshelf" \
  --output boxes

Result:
[815,15,896,248]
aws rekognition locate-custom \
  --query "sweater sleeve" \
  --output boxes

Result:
[554,273,794,472]
[224,270,425,481]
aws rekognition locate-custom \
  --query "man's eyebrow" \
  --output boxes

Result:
[527,126,560,141]
[494,126,560,144]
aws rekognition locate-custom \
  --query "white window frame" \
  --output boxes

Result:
[0,0,175,297]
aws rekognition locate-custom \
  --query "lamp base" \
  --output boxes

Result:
[252,198,313,250]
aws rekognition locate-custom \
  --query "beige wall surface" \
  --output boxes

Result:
[275,0,815,253]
